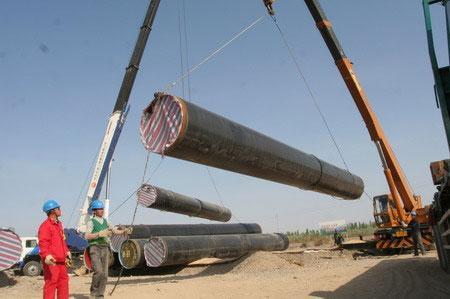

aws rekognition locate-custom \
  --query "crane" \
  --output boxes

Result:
[291,0,432,251]
[76,0,161,232]
[423,0,450,272]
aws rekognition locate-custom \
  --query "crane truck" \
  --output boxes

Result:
[299,0,433,252]
[423,0,450,272]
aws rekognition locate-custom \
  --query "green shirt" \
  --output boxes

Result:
[88,217,109,246]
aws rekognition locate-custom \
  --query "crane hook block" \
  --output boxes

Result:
[263,0,275,15]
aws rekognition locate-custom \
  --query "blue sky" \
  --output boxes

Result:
[1,0,449,236]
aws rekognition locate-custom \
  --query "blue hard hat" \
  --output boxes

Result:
[42,199,61,213]
[90,199,104,210]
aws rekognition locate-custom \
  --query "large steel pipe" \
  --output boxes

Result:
[137,184,231,222]
[118,239,147,269]
[140,93,364,199]
[0,229,22,271]
[110,223,262,252]
[143,233,289,267]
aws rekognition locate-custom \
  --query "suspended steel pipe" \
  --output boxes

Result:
[144,233,289,267]
[137,184,232,222]
[110,223,262,252]
[140,93,364,200]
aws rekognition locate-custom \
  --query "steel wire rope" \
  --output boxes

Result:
[162,9,265,222]
[109,151,152,296]
[268,15,372,201]
[163,14,266,94]
[205,167,243,223]
[182,0,192,102]
[177,0,186,98]
[97,7,268,296]
[67,142,103,227]
[108,155,164,217]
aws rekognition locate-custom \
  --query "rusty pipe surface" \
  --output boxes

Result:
[143,233,289,267]
[137,184,232,222]
[140,94,364,199]
[110,223,262,252]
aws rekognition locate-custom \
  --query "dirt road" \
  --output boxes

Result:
[1,250,449,298]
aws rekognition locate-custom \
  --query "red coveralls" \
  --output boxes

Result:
[38,218,70,299]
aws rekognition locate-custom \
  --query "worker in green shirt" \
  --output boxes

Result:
[84,199,129,298]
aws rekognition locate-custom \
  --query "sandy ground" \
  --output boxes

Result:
[1,248,449,299]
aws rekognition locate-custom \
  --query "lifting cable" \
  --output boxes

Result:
[97,9,266,296]
[109,14,265,217]
[68,144,103,227]
[177,0,186,98]
[164,8,267,221]
[268,15,373,201]
[177,0,244,222]
[109,151,153,296]
[269,15,349,171]
[164,14,266,94]
[206,167,242,223]
[182,0,192,101]
[109,5,266,221]
[108,156,164,217]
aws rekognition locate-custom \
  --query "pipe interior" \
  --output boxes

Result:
[141,95,182,154]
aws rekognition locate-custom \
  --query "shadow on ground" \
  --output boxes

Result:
[107,254,250,285]
[310,257,450,299]
[69,294,89,299]
[0,271,17,288]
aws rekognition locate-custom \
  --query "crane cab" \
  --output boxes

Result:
[373,194,402,228]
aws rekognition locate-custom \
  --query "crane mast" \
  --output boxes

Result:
[77,0,161,232]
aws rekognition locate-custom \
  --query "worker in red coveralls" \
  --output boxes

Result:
[38,199,71,299]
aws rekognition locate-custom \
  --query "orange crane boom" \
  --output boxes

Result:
[302,0,424,226]
[293,0,434,251]
[260,0,433,251]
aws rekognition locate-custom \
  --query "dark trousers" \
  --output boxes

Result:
[89,245,109,297]
[413,233,426,256]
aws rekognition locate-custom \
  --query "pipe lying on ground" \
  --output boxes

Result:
[0,229,22,272]
[140,93,364,200]
[143,233,289,267]
[137,184,231,222]
[118,239,147,269]
[110,223,262,252]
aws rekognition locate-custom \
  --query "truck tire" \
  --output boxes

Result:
[23,261,42,277]
[432,224,449,273]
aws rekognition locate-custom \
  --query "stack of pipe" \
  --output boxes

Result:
[115,223,288,269]
[0,228,22,272]
[111,223,262,252]
[140,93,364,200]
